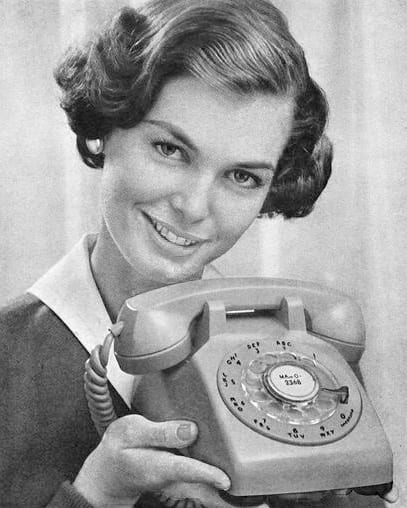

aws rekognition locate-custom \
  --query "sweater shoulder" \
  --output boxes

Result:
[0,293,84,365]
[0,292,64,336]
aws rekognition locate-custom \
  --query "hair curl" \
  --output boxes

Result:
[54,0,332,218]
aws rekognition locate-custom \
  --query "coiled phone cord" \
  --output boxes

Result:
[84,323,123,436]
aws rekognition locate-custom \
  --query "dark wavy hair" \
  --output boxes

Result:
[54,0,332,218]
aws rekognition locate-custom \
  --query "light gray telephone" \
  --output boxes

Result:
[94,278,397,505]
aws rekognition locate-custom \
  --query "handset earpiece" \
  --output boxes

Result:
[115,307,194,374]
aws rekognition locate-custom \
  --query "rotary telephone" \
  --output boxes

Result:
[91,278,397,505]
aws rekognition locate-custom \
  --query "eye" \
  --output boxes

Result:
[155,142,184,160]
[229,169,263,189]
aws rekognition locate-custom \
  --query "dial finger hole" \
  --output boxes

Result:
[276,352,297,363]
[249,389,270,403]
[300,356,317,369]
[301,405,322,422]
[262,352,278,365]
[316,393,337,412]
[244,370,262,387]
[248,359,268,375]
[244,383,263,398]
[284,406,304,422]
[264,401,284,417]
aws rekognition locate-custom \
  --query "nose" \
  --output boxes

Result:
[170,174,213,223]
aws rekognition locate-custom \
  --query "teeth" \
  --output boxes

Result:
[151,219,198,247]
[166,230,178,243]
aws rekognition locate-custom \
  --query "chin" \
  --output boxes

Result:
[153,265,203,287]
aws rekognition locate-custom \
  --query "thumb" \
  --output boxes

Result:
[139,419,198,448]
[110,415,199,449]
[150,419,199,448]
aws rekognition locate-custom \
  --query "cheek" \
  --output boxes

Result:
[101,167,158,211]
[215,197,264,242]
[212,187,270,254]
[100,173,128,218]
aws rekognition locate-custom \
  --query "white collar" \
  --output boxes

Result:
[28,234,135,407]
[28,234,222,408]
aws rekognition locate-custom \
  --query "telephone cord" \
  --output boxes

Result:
[84,329,118,436]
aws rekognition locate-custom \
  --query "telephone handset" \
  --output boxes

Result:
[111,278,395,503]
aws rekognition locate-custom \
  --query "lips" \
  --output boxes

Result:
[145,213,205,248]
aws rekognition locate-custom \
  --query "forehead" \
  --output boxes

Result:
[145,76,294,164]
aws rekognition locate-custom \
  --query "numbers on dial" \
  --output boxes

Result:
[221,372,236,388]
[230,396,246,412]
[276,339,292,350]
[340,408,354,427]
[247,341,260,354]
[226,353,241,366]
[288,427,305,440]
[319,425,335,438]
[217,336,362,445]
[253,417,271,431]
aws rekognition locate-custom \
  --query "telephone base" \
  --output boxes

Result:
[119,278,394,503]
[134,328,393,498]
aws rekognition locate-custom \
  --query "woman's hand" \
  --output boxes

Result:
[73,414,231,508]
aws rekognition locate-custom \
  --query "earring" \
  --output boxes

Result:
[86,138,104,155]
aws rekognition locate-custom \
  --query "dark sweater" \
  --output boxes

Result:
[0,293,159,508]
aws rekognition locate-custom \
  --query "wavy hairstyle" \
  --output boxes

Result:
[55,0,332,218]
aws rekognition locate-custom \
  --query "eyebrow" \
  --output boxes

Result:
[142,119,199,153]
[141,119,276,171]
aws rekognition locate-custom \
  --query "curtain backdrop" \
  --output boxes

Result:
[0,1,406,505]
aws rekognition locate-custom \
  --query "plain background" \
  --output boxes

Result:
[0,1,406,506]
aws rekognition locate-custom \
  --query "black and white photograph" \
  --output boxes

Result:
[0,1,406,507]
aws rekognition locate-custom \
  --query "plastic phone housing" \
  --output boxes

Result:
[115,277,393,497]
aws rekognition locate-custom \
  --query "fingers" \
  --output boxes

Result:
[107,415,199,449]
[104,415,231,491]
[158,454,231,491]
[145,419,198,448]
[128,449,230,492]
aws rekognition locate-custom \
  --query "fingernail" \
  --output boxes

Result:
[176,423,194,441]
[216,479,231,491]
[110,321,124,336]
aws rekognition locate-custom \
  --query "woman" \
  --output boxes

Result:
[0,0,331,507]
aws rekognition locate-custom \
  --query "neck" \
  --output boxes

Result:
[90,223,165,321]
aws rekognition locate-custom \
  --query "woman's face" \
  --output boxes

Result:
[101,75,293,287]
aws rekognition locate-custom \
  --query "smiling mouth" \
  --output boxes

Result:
[147,216,200,247]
